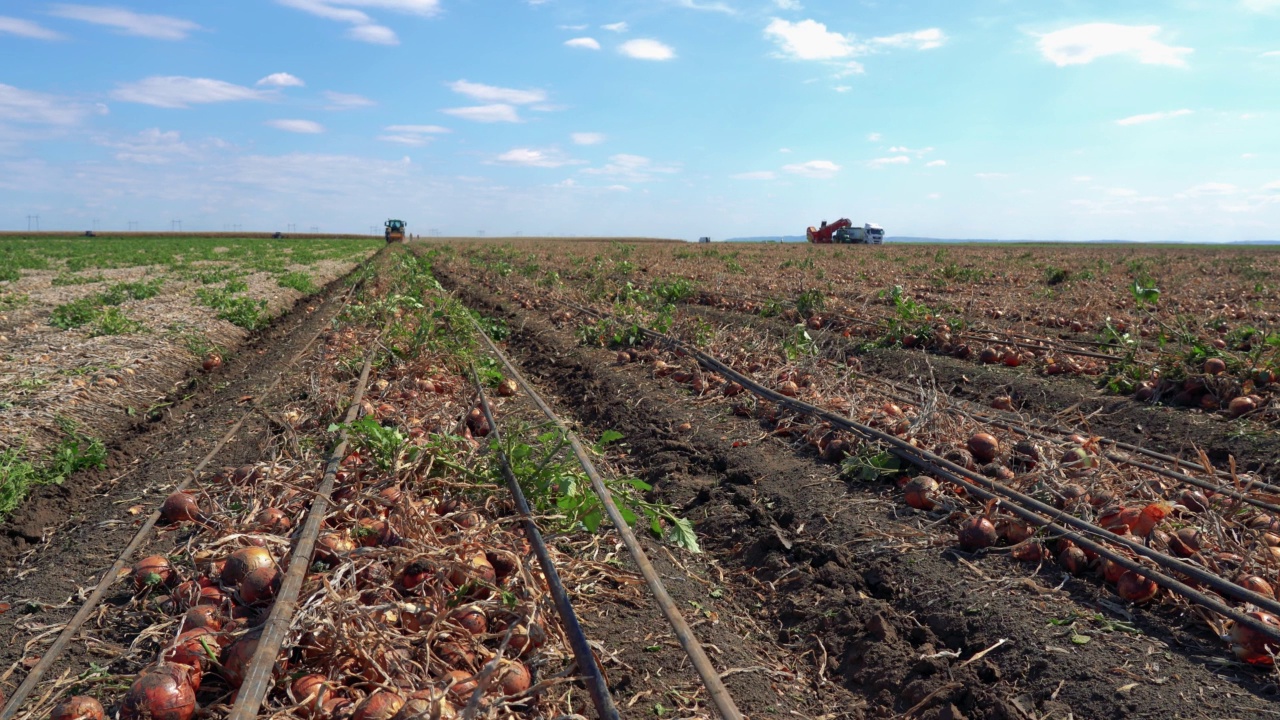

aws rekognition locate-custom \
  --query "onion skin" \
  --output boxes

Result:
[291,675,332,718]
[450,606,487,636]
[1204,358,1227,375]
[497,378,518,397]
[394,691,457,720]
[1116,570,1160,604]
[957,516,998,551]
[239,566,281,605]
[161,493,201,524]
[903,477,939,511]
[164,630,218,682]
[967,433,999,463]
[180,605,222,632]
[1010,541,1046,563]
[1227,611,1280,665]
[442,669,478,701]
[496,660,531,695]
[121,666,196,720]
[1237,575,1275,598]
[133,555,173,590]
[50,696,105,720]
[352,691,404,720]
[223,547,274,586]
[1058,545,1089,575]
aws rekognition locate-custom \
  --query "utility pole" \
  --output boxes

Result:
[128,221,138,231]
[26,215,40,231]
[92,218,99,231]
[171,220,183,232]
[477,230,485,237]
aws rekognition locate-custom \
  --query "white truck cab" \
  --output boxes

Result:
[864,223,884,244]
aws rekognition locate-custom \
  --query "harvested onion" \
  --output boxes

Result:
[957,516,997,551]
[121,665,196,720]
[50,696,105,720]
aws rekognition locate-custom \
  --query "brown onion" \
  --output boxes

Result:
[1229,396,1257,418]
[442,669,478,700]
[133,555,173,590]
[509,621,547,657]
[352,691,404,720]
[51,696,105,720]
[164,629,218,681]
[239,565,280,605]
[1010,541,1046,563]
[220,632,277,688]
[996,517,1033,544]
[180,605,222,632]
[903,477,939,511]
[1058,545,1088,575]
[967,433,999,463]
[957,516,998,551]
[1116,570,1159,604]
[1237,574,1275,598]
[121,666,196,720]
[394,691,457,720]
[291,674,332,717]
[1099,557,1128,584]
[450,606,487,636]
[223,547,273,585]
[316,532,357,562]
[1227,611,1280,665]
[1204,357,1227,375]
[496,660,531,695]
[255,507,292,533]
[497,378,518,397]
[161,493,201,523]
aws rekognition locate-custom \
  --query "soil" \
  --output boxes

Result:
[440,265,1280,720]
[0,265,365,696]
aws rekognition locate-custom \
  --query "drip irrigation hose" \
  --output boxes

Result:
[0,283,357,720]
[469,363,621,720]
[467,320,745,720]
[226,330,381,720]
[549,297,1280,644]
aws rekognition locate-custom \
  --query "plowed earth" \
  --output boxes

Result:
[440,265,1280,720]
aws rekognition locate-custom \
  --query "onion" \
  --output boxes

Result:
[1010,541,1046,563]
[291,675,332,717]
[1131,501,1172,538]
[239,565,280,605]
[1168,528,1202,558]
[957,516,997,551]
[1179,490,1209,513]
[202,354,222,373]
[133,555,173,590]
[164,629,219,682]
[1204,357,1227,375]
[449,552,496,587]
[1237,575,1275,597]
[1060,446,1093,470]
[121,666,196,720]
[442,669,478,700]
[995,517,1033,544]
[255,507,293,533]
[1116,570,1159,604]
[1058,544,1088,575]
[496,660,532,695]
[220,631,285,687]
[161,493,201,523]
[50,696,105,720]
[979,347,999,364]
[967,433,999,463]
[1098,557,1128,584]
[316,532,357,562]
[991,396,1014,411]
[1011,440,1040,469]
[450,606,487,636]
[466,408,489,437]
[180,605,222,632]
[352,692,404,720]
[508,620,547,657]
[394,691,457,720]
[778,380,799,397]
[1227,611,1280,665]
[1229,396,1257,418]
[223,547,274,585]
[903,477,939,510]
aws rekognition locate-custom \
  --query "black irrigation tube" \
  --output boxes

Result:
[467,320,745,720]
[468,363,621,720]
[548,297,1280,645]
[226,329,382,720]
[0,283,358,720]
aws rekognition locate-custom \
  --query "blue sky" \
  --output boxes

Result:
[1,0,1278,241]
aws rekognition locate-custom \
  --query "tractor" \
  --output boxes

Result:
[384,219,406,244]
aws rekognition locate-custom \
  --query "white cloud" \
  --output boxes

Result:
[441,104,521,123]
[111,77,266,108]
[602,22,629,32]
[49,4,199,40]
[559,24,588,31]
[668,0,736,14]
[927,193,941,199]
[493,147,582,168]
[868,156,910,168]
[867,132,882,141]
[324,91,377,109]
[975,172,1009,179]
[348,23,397,44]
[565,37,600,50]
[1073,175,1093,182]
[778,147,791,153]
[1115,108,1192,126]
[1243,0,1280,12]
[1243,153,1257,159]
[888,145,935,156]
[582,154,680,181]
[274,0,438,45]
[448,80,547,105]
[96,128,198,164]
[619,39,676,60]
[386,124,449,134]
[257,72,305,87]
[765,18,853,60]
[1037,24,1192,68]
[0,16,64,40]
[926,159,947,167]
[783,159,840,178]
[1181,182,1238,197]
[773,0,802,8]
[0,83,94,126]
[571,132,605,145]
[267,119,325,134]
[1260,50,1280,57]
[870,28,946,51]
[732,171,776,180]
[834,85,851,92]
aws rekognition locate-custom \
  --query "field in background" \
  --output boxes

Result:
[0,235,380,517]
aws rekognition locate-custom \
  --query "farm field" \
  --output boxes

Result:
[0,235,380,521]
[3,238,1280,720]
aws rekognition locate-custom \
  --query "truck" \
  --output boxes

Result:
[805,218,884,244]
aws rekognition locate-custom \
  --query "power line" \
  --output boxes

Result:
[26,215,39,232]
